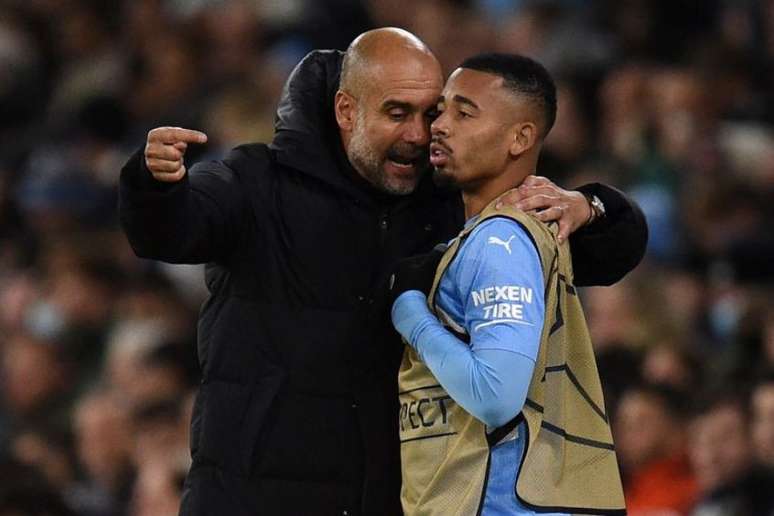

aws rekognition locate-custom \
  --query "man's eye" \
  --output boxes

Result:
[389,111,407,121]
[458,110,472,119]
[425,109,440,120]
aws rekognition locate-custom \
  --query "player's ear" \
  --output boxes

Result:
[509,122,538,158]
[335,90,356,131]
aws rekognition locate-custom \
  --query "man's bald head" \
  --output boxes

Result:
[335,28,442,195]
[340,27,438,98]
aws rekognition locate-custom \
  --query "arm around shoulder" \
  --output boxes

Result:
[570,183,648,287]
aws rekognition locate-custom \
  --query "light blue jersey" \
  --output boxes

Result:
[393,215,569,515]
[439,217,566,516]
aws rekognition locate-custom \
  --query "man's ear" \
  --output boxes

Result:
[509,122,538,157]
[335,90,356,131]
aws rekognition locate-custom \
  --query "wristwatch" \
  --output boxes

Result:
[584,193,606,226]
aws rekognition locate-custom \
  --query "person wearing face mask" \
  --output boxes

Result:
[120,29,646,516]
[391,53,627,515]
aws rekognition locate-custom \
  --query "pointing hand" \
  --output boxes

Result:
[144,126,208,183]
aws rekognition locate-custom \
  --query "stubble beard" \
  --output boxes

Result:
[432,166,460,191]
[347,114,421,196]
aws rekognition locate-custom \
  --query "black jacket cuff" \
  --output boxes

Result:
[569,183,649,286]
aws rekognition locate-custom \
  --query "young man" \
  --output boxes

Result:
[392,54,626,515]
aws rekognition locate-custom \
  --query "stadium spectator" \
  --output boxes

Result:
[750,373,774,468]
[68,391,134,516]
[688,392,774,515]
[615,383,698,514]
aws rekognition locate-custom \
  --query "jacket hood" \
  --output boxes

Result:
[268,49,453,205]
[270,49,356,191]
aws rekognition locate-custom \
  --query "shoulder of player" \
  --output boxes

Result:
[460,217,537,263]
[467,217,533,247]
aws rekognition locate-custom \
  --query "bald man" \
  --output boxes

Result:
[119,28,647,515]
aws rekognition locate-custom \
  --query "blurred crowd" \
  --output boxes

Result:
[0,0,773,515]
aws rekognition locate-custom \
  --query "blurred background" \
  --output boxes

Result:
[0,0,773,514]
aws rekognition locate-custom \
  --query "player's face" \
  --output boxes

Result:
[430,68,518,190]
[347,57,442,195]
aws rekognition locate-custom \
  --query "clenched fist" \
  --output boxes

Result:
[144,127,208,182]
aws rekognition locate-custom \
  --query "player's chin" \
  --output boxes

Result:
[432,166,459,190]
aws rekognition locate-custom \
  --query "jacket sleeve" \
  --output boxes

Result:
[119,147,249,264]
[569,183,649,287]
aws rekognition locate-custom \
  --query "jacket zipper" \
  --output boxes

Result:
[378,210,389,247]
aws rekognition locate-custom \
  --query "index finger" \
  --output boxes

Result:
[149,127,208,145]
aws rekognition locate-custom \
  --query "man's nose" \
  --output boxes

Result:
[403,115,431,144]
[431,114,448,138]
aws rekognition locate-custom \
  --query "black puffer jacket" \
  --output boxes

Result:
[119,50,647,516]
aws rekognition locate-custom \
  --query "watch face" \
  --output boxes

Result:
[592,196,605,216]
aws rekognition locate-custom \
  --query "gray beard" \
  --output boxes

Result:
[348,130,416,196]
[348,129,384,188]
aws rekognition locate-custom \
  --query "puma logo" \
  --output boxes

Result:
[488,235,515,254]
